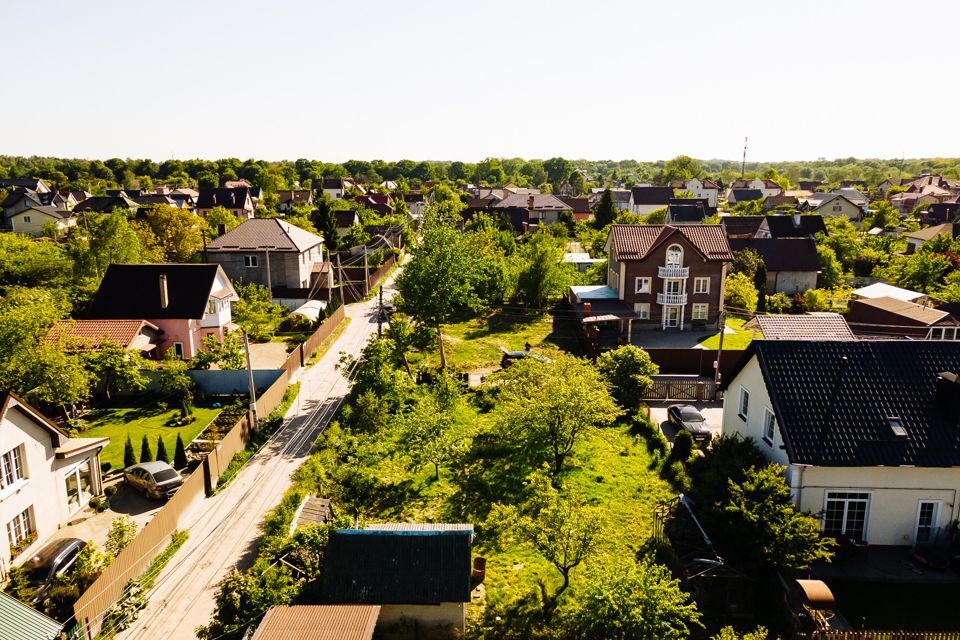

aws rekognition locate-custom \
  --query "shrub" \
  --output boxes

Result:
[765,292,792,314]
[669,430,694,463]
[139,434,153,463]
[89,496,109,512]
[123,435,137,469]
[104,484,118,498]
[174,433,188,469]
[632,412,668,459]
[156,436,170,463]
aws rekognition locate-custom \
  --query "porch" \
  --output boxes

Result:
[811,546,960,585]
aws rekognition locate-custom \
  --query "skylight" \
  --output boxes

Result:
[888,417,907,438]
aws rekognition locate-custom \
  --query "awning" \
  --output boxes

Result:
[582,314,627,324]
[795,579,836,610]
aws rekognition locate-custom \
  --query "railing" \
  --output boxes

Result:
[657,292,687,305]
[658,265,690,278]
[799,632,960,640]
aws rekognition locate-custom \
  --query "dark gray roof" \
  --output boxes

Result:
[730,189,764,203]
[196,187,252,209]
[763,214,826,238]
[88,264,227,320]
[630,186,674,205]
[321,530,472,605]
[721,215,765,237]
[334,210,359,228]
[728,237,820,272]
[74,195,137,212]
[726,340,960,467]
[206,218,321,253]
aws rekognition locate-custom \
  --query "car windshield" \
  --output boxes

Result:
[26,565,51,584]
[152,469,180,483]
[680,409,704,422]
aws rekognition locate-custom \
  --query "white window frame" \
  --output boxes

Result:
[915,500,942,545]
[6,506,34,548]
[762,408,776,446]
[738,386,750,420]
[634,303,650,319]
[243,255,259,268]
[694,277,710,294]
[172,342,185,359]
[665,279,682,295]
[635,277,651,294]
[692,303,708,321]
[666,244,683,266]
[823,491,871,542]
[0,446,25,489]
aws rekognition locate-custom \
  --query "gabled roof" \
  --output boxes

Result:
[321,177,345,190]
[630,186,674,205]
[727,340,960,467]
[902,223,954,242]
[0,178,48,192]
[729,189,764,203]
[848,297,955,327]
[492,193,572,210]
[851,282,924,302]
[608,224,733,261]
[45,319,159,350]
[728,237,820,272]
[762,214,826,238]
[334,210,359,228]
[752,313,855,341]
[206,218,322,253]
[9,204,73,220]
[88,264,236,320]
[557,196,592,212]
[721,215,765,238]
[277,190,313,204]
[321,529,473,605]
[196,187,252,210]
[251,605,379,640]
[0,591,63,640]
[74,195,137,213]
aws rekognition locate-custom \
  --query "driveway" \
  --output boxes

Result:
[247,341,290,370]
[58,482,163,549]
[648,401,724,444]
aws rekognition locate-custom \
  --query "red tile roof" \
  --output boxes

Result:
[45,319,158,349]
[609,224,732,261]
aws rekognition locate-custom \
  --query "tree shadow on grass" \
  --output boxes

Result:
[447,441,543,523]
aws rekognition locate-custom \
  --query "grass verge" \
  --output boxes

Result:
[697,316,758,350]
[307,317,351,366]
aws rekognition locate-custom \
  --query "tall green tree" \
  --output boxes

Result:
[85,341,151,400]
[513,233,569,308]
[594,188,617,228]
[816,245,844,289]
[174,433,188,469]
[156,436,170,463]
[124,435,137,469]
[753,261,767,312]
[145,204,203,261]
[596,345,659,411]
[139,434,153,463]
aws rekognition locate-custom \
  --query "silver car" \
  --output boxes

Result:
[124,461,184,500]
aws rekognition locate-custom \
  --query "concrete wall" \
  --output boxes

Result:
[208,250,315,290]
[771,270,818,294]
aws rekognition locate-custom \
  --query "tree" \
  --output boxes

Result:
[144,204,203,261]
[22,341,92,421]
[688,434,768,507]
[563,557,703,640]
[197,561,298,640]
[723,464,834,569]
[85,341,150,400]
[397,392,461,480]
[67,212,143,279]
[596,345,659,411]
[342,223,369,248]
[232,283,286,341]
[105,516,138,557]
[313,197,339,252]
[712,627,769,640]
[156,436,170,463]
[191,332,245,370]
[646,207,668,224]
[724,272,759,312]
[732,248,763,279]
[139,434,153,463]
[514,233,569,308]
[491,353,622,476]
[594,189,617,228]
[0,234,72,288]
[158,352,194,415]
[889,250,952,293]
[124,435,137,468]
[567,170,585,196]
[174,433,188,469]
[816,245,844,289]
[203,206,240,238]
[543,157,572,187]
[753,261,767,313]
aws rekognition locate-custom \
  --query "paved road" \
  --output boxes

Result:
[116,276,398,640]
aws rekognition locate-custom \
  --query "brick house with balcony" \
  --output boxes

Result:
[570,224,732,348]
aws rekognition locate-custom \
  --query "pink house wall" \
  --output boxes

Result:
[148,318,227,359]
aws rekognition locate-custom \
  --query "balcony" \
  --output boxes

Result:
[657,292,687,305]
[658,265,690,279]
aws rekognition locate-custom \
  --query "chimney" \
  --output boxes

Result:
[935,372,960,423]
[159,274,169,309]
[583,302,592,317]
[792,213,801,228]
[217,223,226,236]
[527,195,535,210]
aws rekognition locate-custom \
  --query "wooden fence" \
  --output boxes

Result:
[71,307,346,639]
[800,632,960,640]
[645,375,717,401]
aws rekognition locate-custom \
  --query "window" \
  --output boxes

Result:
[243,255,259,268]
[206,298,217,314]
[928,326,960,341]
[172,342,184,359]
[692,303,708,320]
[6,507,34,550]
[916,500,941,544]
[635,277,651,294]
[21,215,31,224]
[0,446,25,489]
[763,408,776,445]
[832,204,842,212]
[65,460,92,513]
[738,387,750,420]
[634,303,650,319]
[666,244,683,266]
[666,279,682,295]
[823,492,870,542]
[693,277,709,294]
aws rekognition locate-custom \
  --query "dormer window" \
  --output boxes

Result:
[888,416,907,438]
[666,244,683,266]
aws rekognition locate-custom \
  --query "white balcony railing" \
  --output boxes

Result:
[657,292,688,305]
[658,265,690,279]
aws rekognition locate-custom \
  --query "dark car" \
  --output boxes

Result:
[22,537,87,602]
[499,349,550,369]
[667,404,713,443]
[124,461,184,499]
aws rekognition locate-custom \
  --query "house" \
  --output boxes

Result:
[763,194,798,210]
[276,190,313,213]
[0,178,50,193]
[0,393,108,579]
[850,282,928,304]
[320,177,348,201]
[727,189,764,206]
[799,193,862,221]
[7,205,76,237]
[251,605,380,640]
[606,189,633,212]
[846,297,960,340]
[841,180,868,191]
[492,194,572,230]
[798,180,825,192]
[0,590,63,639]
[563,252,605,273]
[901,223,956,254]
[334,210,361,238]
[629,186,674,215]
[757,213,826,238]
[720,215,765,239]
[73,195,138,214]
[728,237,821,294]
[721,340,960,547]
[924,201,960,225]
[44,319,161,356]
[878,177,905,194]
[403,191,427,220]
[354,193,394,217]
[890,190,946,215]
[86,264,239,359]
[749,312,856,340]
[665,199,710,224]
[1,188,72,217]
[834,188,869,208]
[321,526,474,638]
[204,218,327,292]
[730,178,783,198]
[669,178,721,207]
[196,187,255,219]
[557,196,593,222]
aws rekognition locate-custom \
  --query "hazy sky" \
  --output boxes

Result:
[7,0,958,163]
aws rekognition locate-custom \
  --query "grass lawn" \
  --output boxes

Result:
[410,307,581,371]
[697,316,759,350]
[84,399,221,470]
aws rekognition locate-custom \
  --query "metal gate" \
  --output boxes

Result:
[645,376,717,401]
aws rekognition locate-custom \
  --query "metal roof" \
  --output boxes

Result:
[851,282,925,302]
[251,605,380,640]
[0,592,62,640]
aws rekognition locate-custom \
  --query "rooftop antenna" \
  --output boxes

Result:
[740,137,748,178]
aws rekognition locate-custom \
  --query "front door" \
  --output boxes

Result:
[916,500,940,545]
[666,307,680,327]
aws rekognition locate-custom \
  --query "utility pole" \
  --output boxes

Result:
[335,253,344,305]
[740,137,748,178]
[363,245,369,297]
[242,329,259,429]
[378,285,384,336]
[264,248,272,293]
[713,311,726,393]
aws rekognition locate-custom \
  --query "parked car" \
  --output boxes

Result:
[124,461,184,500]
[22,537,87,602]
[499,348,550,369]
[667,404,713,443]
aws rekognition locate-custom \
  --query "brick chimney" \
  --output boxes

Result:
[159,274,169,309]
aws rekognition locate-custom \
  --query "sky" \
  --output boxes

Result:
[6,0,959,164]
